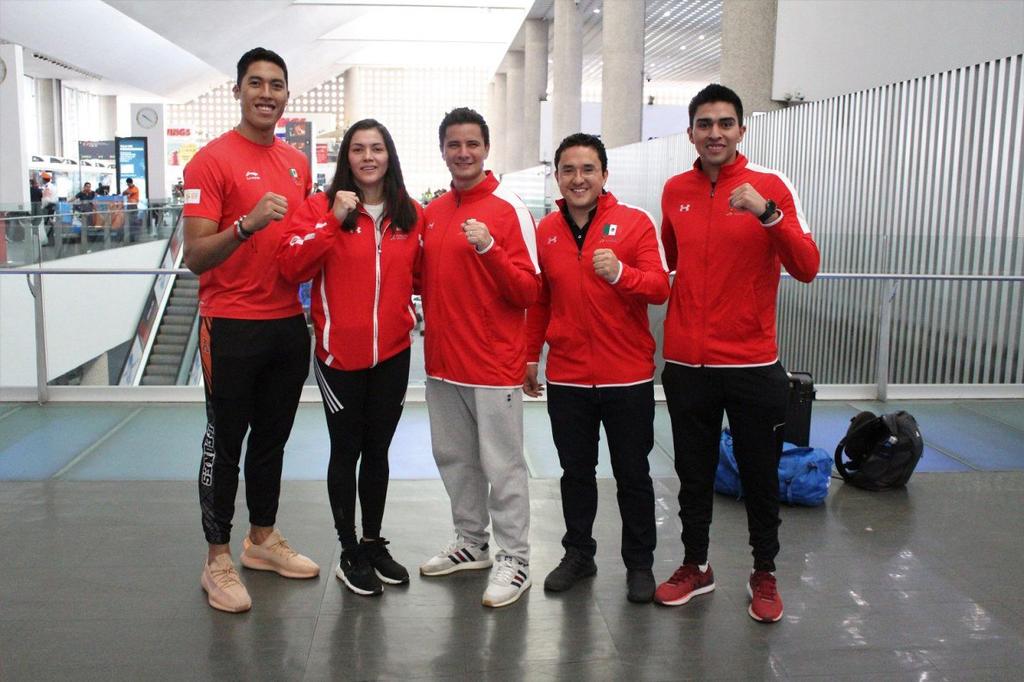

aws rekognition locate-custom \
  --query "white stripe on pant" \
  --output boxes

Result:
[425,378,531,563]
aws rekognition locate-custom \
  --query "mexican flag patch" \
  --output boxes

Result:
[602,223,618,236]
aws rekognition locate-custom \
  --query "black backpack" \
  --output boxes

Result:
[834,411,924,491]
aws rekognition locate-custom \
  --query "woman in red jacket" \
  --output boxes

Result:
[278,119,422,596]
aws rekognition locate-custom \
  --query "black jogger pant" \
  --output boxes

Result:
[198,315,310,545]
[547,381,657,569]
[314,348,410,549]
[662,361,789,572]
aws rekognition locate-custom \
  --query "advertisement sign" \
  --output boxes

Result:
[316,143,328,164]
[115,136,149,202]
[285,120,312,164]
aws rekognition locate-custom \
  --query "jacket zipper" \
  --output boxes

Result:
[700,181,716,367]
[371,216,386,368]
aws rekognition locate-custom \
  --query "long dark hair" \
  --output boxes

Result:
[326,119,416,233]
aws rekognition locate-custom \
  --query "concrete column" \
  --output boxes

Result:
[720,0,783,114]
[601,0,645,148]
[342,67,363,127]
[0,44,31,205]
[523,19,549,169]
[489,73,508,175]
[504,50,525,172]
[552,0,583,148]
[36,78,60,156]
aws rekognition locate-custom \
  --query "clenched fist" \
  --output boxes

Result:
[462,218,494,251]
[333,190,359,223]
[593,248,620,283]
[245,192,289,232]
[728,182,770,219]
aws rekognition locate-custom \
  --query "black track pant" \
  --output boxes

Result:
[662,362,789,572]
[547,381,657,569]
[198,315,310,545]
[314,348,410,549]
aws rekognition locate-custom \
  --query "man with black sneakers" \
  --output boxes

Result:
[654,84,819,622]
[524,134,668,603]
[184,47,319,614]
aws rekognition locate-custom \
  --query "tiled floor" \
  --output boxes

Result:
[0,400,1023,680]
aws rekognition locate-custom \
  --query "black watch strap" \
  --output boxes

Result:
[758,200,777,223]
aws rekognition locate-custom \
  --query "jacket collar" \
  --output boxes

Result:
[450,170,499,205]
[554,190,618,223]
[693,152,748,181]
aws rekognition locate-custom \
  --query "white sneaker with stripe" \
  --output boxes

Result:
[419,538,493,576]
[482,555,531,608]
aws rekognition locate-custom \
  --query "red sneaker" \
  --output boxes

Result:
[654,563,715,606]
[747,570,784,623]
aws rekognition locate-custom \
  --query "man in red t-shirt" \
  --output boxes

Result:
[183,47,318,614]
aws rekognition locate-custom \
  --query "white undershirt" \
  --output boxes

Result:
[364,202,385,246]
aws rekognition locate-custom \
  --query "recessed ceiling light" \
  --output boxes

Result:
[594,8,601,13]
[663,11,671,17]
[699,34,705,40]
[680,45,687,50]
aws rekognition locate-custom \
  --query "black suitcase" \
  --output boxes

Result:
[784,371,815,446]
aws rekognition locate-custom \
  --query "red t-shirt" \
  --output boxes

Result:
[183,130,311,319]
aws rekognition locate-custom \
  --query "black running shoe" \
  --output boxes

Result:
[336,546,383,596]
[626,567,656,603]
[544,548,597,592]
[361,538,410,585]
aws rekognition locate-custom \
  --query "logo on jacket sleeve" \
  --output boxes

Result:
[679,204,690,212]
[184,189,201,204]
[245,171,261,181]
[546,235,558,245]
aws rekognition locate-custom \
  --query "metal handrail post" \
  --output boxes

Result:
[875,279,897,402]
[27,272,49,404]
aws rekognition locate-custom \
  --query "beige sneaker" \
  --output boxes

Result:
[240,528,320,579]
[201,554,252,613]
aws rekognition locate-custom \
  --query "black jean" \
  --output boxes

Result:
[198,315,310,545]
[315,348,410,549]
[547,381,657,569]
[662,361,789,572]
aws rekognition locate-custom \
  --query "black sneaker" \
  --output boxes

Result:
[336,546,383,596]
[626,568,656,603]
[543,548,597,592]
[361,538,410,585]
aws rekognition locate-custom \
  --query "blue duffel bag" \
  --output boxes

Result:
[716,429,832,506]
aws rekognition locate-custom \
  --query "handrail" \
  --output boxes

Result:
[2,268,1022,282]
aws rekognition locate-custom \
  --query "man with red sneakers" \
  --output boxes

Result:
[418,107,541,608]
[184,47,319,614]
[654,84,819,622]
[524,133,668,603]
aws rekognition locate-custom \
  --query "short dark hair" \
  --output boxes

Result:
[125,178,133,184]
[688,83,744,127]
[236,47,288,86]
[554,133,608,172]
[438,107,489,148]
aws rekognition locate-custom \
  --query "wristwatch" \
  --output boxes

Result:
[758,200,777,224]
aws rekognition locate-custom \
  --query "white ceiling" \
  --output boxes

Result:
[0,0,721,103]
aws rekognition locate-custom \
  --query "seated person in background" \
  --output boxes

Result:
[74,182,97,224]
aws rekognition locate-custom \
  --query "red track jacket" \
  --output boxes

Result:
[660,153,819,367]
[422,171,540,388]
[527,192,669,386]
[277,191,423,371]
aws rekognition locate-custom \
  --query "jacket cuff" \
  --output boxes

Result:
[609,261,624,285]
[760,209,784,228]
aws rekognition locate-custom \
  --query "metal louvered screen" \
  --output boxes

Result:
[505,54,1024,392]
[744,54,1024,387]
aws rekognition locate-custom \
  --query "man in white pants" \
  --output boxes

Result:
[419,107,540,608]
